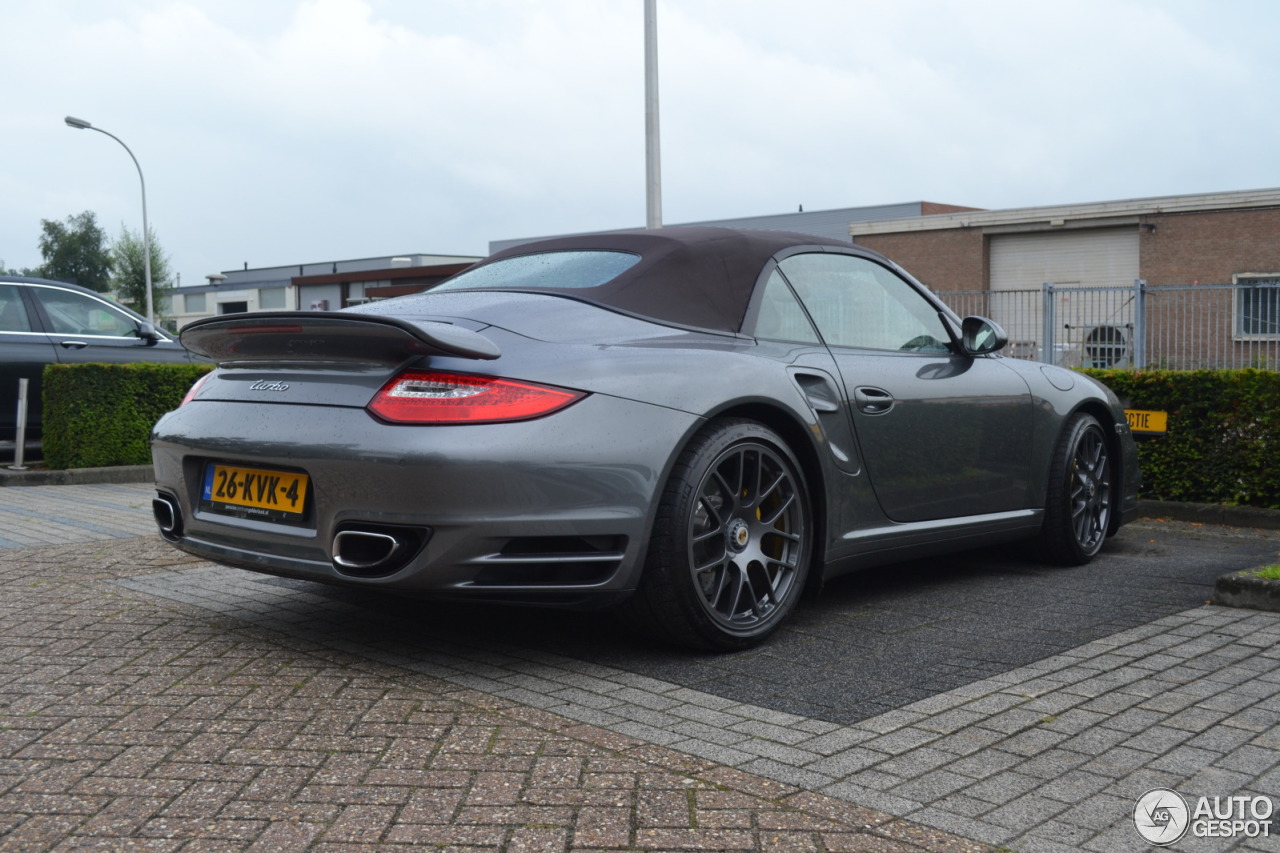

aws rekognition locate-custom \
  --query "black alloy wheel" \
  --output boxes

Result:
[1040,412,1113,565]
[625,419,812,651]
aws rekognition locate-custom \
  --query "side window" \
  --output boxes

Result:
[753,270,821,343]
[778,254,952,352]
[32,287,140,338]
[0,285,32,332]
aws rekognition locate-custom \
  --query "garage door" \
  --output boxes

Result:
[990,228,1139,291]
[988,228,1140,366]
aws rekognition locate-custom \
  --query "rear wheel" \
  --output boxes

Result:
[1039,412,1113,565]
[625,419,812,651]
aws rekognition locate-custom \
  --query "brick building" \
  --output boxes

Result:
[851,188,1280,369]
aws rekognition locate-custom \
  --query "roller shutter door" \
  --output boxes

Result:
[987,228,1140,366]
[990,228,1138,291]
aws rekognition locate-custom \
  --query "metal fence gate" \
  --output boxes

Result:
[936,281,1280,370]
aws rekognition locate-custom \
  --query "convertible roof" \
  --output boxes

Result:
[460,226,855,334]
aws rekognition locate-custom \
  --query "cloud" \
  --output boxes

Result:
[2,0,1276,280]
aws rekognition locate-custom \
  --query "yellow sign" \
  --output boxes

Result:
[1125,409,1168,434]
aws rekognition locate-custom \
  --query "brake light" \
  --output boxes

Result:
[227,324,304,335]
[368,370,585,424]
[180,372,213,406]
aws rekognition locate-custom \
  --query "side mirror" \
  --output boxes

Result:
[961,316,1008,356]
[137,321,162,345]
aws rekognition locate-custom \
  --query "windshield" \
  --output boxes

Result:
[434,250,640,292]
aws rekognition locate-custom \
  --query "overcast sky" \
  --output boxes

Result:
[3,0,1277,286]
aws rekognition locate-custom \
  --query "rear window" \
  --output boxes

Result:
[434,250,640,292]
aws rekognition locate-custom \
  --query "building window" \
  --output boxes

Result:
[219,301,249,315]
[259,288,287,310]
[1234,276,1280,339]
[184,292,206,313]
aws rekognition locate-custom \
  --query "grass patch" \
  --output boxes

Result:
[1251,565,1280,580]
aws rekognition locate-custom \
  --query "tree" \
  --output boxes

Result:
[1,260,39,276]
[110,224,173,320]
[37,211,113,291]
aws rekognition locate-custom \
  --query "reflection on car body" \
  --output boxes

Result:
[151,227,1141,650]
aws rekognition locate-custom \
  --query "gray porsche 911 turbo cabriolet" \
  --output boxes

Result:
[151,226,1140,650]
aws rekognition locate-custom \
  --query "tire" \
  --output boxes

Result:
[1039,412,1113,565]
[624,419,813,651]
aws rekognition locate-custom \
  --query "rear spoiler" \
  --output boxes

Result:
[180,311,501,364]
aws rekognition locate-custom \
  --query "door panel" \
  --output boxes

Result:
[833,350,1033,521]
[28,283,190,366]
[776,251,1035,522]
[0,284,57,437]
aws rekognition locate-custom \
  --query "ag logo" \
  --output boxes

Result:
[1134,788,1190,845]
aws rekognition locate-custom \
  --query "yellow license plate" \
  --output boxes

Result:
[1125,409,1168,434]
[202,464,309,517]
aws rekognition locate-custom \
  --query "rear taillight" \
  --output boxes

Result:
[367,370,585,424]
[180,372,213,406]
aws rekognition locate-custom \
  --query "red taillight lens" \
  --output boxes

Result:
[180,372,213,406]
[368,370,585,424]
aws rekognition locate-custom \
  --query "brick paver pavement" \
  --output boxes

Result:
[0,483,157,549]
[5,483,1280,851]
[123,557,1280,853]
[0,535,990,851]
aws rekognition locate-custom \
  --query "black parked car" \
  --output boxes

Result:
[152,227,1141,650]
[1,276,197,444]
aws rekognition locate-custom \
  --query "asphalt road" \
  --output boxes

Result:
[242,518,1280,726]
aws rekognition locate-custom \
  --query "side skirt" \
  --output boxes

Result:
[825,509,1044,577]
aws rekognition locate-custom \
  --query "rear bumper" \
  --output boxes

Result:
[151,394,700,605]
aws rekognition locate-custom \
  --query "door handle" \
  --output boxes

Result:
[58,340,89,350]
[854,386,894,415]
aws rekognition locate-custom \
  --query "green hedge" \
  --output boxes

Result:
[37,363,1280,509]
[42,362,213,470]
[1083,368,1280,508]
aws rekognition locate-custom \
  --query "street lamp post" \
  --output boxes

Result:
[644,0,662,230]
[64,116,154,324]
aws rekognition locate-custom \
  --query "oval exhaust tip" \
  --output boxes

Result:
[152,497,181,539]
[332,530,400,570]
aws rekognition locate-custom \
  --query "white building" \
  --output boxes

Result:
[168,253,480,330]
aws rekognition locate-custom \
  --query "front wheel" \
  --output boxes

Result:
[624,419,813,651]
[1039,412,1113,565]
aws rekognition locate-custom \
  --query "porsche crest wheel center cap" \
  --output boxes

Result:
[728,519,751,552]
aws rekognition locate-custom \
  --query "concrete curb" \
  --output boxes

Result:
[0,463,153,487]
[1214,568,1280,612]
[1138,498,1280,530]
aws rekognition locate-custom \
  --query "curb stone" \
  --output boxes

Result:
[1139,498,1280,530]
[0,463,152,486]
[1214,567,1280,612]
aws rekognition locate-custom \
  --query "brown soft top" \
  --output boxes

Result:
[452,226,855,334]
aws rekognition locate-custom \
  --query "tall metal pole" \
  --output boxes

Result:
[64,116,154,324]
[644,0,662,229]
[9,379,29,471]
[1132,278,1147,369]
